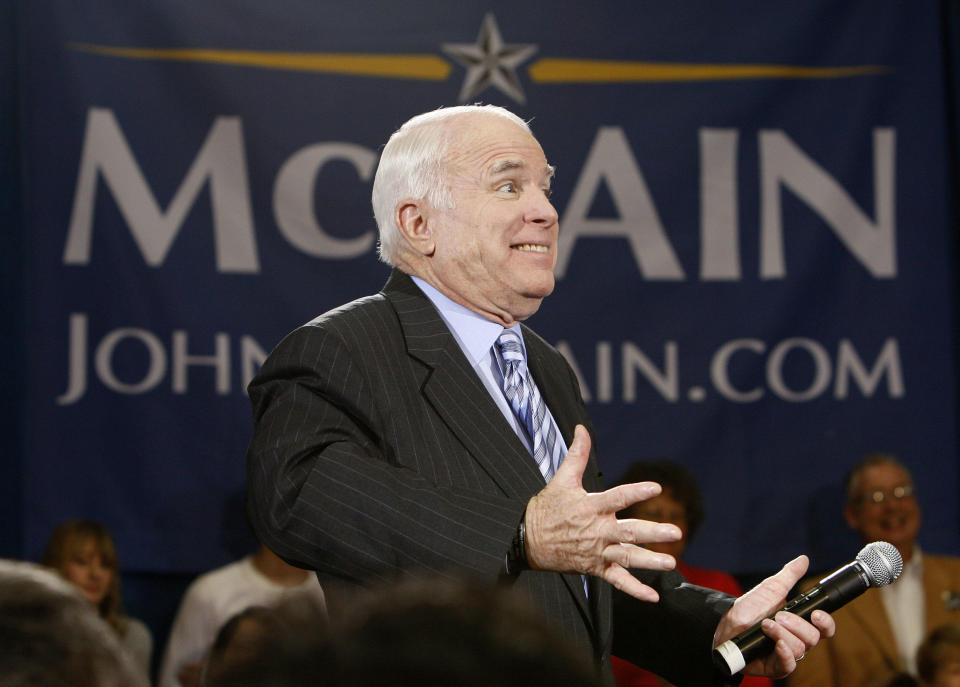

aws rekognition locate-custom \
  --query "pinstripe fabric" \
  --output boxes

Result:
[246,269,735,686]
[246,271,603,652]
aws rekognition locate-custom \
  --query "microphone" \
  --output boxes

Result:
[713,541,903,676]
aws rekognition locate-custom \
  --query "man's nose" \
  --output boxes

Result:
[525,192,559,227]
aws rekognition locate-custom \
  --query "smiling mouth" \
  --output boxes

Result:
[512,243,549,253]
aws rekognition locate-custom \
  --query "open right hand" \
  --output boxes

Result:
[523,425,682,601]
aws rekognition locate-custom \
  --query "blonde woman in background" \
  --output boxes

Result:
[42,519,153,679]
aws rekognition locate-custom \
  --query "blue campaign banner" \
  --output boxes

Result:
[13,1,958,575]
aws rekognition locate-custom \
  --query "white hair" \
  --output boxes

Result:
[372,105,532,265]
[0,559,149,687]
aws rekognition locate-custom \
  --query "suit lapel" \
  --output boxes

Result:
[383,271,546,499]
[523,324,599,628]
[524,328,576,446]
[923,556,960,631]
[524,324,602,497]
[846,589,902,671]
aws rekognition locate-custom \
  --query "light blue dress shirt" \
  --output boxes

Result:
[410,276,567,473]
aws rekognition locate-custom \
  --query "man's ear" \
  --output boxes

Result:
[843,503,859,530]
[396,201,435,256]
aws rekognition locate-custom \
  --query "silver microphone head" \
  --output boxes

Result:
[856,541,904,587]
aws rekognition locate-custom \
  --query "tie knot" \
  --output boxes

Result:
[497,330,525,365]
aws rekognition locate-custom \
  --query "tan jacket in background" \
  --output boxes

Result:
[786,553,960,687]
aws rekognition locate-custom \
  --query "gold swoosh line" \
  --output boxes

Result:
[68,43,452,80]
[68,44,890,83]
[529,59,891,82]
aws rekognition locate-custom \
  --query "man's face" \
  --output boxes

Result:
[844,462,921,555]
[423,114,559,325]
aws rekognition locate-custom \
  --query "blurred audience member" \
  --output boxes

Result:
[203,577,600,687]
[918,622,960,687]
[788,453,960,687]
[868,674,922,687]
[159,542,326,687]
[42,519,153,678]
[201,596,326,687]
[328,578,601,687]
[611,460,772,687]
[0,558,149,687]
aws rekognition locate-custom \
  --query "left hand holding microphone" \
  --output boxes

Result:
[712,555,836,679]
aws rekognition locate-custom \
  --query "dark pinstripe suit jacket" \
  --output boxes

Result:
[246,269,736,686]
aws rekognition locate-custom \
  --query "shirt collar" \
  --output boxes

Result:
[903,545,923,578]
[410,276,524,364]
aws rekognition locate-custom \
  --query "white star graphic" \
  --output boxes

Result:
[442,13,538,104]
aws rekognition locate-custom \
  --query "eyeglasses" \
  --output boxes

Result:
[856,484,915,504]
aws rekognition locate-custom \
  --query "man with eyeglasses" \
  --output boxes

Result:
[788,453,960,687]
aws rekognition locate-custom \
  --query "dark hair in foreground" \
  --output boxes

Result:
[203,578,601,687]
[0,558,147,687]
[917,621,960,684]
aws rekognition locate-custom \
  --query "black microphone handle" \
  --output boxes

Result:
[714,561,871,675]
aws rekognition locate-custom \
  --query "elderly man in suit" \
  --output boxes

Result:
[788,454,960,687]
[245,105,833,686]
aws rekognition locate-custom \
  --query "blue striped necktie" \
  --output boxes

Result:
[496,330,559,481]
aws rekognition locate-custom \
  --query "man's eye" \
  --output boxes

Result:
[497,182,516,193]
[542,187,553,199]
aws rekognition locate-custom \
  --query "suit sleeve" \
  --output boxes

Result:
[245,322,525,584]
[613,570,744,687]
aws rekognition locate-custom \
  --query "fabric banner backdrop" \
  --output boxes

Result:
[13,1,959,575]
